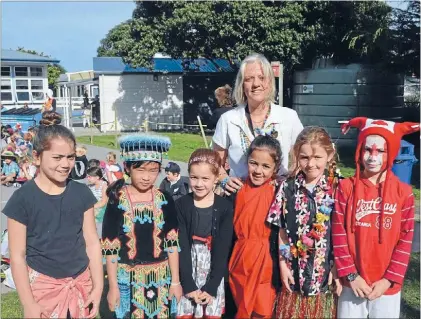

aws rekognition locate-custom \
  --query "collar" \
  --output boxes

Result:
[295,171,330,193]
[170,175,181,186]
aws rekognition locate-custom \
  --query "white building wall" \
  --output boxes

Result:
[99,74,183,132]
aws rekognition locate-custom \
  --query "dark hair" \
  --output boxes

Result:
[88,159,100,168]
[87,166,108,184]
[188,148,222,176]
[247,135,282,172]
[165,161,181,174]
[33,112,76,155]
[106,160,161,204]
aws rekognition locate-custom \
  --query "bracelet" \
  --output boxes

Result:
[171,282,181,286]
[219,177,229,190]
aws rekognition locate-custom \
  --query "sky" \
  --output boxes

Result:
[2,1,406,73]
[2,1,135,72]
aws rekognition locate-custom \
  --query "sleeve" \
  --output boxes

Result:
[101,200,121,256]
[176,200,198,294]
[162,194,180,251]
[2,190,28,226]
[1,166,6,175]
[13,163,20,175]
[212,113,230,149]
[159,179,166,192]
[202,202,234,297]
[290,110,303,144]
[383,192,415,285]
[332,181,358,278]
[267,181,287,228]
[81,185,97,212]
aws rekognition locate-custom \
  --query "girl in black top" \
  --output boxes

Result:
[176,148,234,318]
[101,135,182,319]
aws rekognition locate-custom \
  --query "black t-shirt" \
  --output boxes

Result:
[193,206,213,238]
[2,180,97,278]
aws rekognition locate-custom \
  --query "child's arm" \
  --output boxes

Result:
[94,185,108,209]
[82,207,104,318]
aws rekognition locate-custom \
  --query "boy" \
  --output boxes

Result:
[1,151,19,185]
[332,117,419,318]
[69,145,89,182]
[159,161,189,200]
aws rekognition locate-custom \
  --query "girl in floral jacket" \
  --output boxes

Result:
[267,127,342,318]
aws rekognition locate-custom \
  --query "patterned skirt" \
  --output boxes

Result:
[177,242,225,318]
[275,287,337,319]
[116,260,175,319]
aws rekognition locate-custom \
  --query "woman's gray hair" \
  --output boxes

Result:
[233,53,276,106]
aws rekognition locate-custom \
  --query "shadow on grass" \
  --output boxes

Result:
[401,253,421,319]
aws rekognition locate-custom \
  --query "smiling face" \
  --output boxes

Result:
[247,149,276,186]
[34,137,76,184]
[298,143,333,185]
[243,62,269,106]
[189,163,218,199]
[129,161,160,192]
[362,135,387,175]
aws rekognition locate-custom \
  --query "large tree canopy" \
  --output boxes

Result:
[17,47,67,89]
[97,1,418,75]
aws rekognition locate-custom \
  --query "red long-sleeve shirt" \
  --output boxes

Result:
[332,173,415,295]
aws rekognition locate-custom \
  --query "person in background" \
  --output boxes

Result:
[19,156,37,181]
[208,84,235,130]
[159,161,190,200]
[1,150,19,186]
[105,152,123,183]
[86,167,108,237]
[23,103,29,110]
[70,145,88,182]
[42,89,56,113]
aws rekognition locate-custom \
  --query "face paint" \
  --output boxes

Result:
[362,135,387,174]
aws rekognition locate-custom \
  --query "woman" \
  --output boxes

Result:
[208,84,235,130]
[212,53,303,194]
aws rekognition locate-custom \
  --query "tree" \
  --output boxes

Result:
[97,1,393,71]
[17,47,66,89]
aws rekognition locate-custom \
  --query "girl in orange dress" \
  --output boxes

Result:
[229,135,281,319]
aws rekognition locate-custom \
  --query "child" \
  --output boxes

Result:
[176,149,233,318]
[2,111,103,318]
[82,107,91,129]
[332,118,419,318]
[159,161,190,200]
[70,145,89,182]
[267,126,342,318]
[101,135,182,319]
[86,166,108,237]
[105,151,123,182]
[17,156,37,181]
[1,150,19,185]
[229,135,281,319]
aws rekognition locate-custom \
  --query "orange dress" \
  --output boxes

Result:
[229,179,276,319]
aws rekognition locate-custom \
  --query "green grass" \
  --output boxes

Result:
[2,253,419,318]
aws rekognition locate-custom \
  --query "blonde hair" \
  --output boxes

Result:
[290,126,337,177]
[233,53,276,106]
[76,145,87,156]
[214,85,233,107]
[106,151,117,163]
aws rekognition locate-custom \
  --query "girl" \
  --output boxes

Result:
[267,126,341,319]
[102,134,182,319]
[105,151,123,183]
[2,111,103,318]
[229,135,281,319]
[86,166,108,237]
[176,149,233,318]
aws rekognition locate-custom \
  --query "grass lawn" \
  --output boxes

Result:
[2,253,419,318]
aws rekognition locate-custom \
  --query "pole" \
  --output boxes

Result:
[90,104,94,144]
[197,115,208,148]
[279,64,284,107]
[114,107,118,147]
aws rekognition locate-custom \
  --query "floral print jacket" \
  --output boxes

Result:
[267,173,335,296]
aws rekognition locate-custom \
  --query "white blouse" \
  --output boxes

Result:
[212,103,303,179]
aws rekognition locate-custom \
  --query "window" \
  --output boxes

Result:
[31,80,43,90]
[1,79,11,90]
[1,92,12,101]
[1,67,11,77]
[16,80,29,90]
[15,67,28,77]
[32,92,44,101]
[17,92,30,101]
[30,67,43,77]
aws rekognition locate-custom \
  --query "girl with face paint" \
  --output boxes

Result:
[332,118,419,319]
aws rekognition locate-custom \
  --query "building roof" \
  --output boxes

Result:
[1,49,60,63]
[93,57,236,74]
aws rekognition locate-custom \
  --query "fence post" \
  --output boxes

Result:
[114,107,118,147]
[197,115,208,148]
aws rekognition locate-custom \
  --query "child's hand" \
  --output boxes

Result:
[328,271,342,296]
[107,285,120,312]
[367,278,391,301]
[349,275,372,298]
[280,260,295,293]
[198,291,213,305]
[24,300,49,318]
[169,283,183,303]
[186,290,202,304]
[84,287,102,318]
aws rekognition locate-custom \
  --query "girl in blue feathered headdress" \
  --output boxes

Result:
[101,134,182,319]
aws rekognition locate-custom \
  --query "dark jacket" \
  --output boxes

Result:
[70,155,88,180]
[159,176,190,200]
[175,193,234,297]
[208,106,234,130]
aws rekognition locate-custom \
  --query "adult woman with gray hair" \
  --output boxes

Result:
[212,53,303,194]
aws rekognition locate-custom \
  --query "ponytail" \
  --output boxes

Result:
[106,178,126,204]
